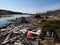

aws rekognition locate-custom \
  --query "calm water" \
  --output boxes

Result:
[0,14,31,28]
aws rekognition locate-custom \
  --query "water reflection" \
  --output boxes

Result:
[0,14,31,28]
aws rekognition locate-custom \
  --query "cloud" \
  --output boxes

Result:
[12,8,39,14]
[16,4,60,14]
[0,3,60,14]
[39,3,60,13]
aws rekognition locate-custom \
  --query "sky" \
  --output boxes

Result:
[0,0,60,14]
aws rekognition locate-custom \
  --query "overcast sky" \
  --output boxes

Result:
[0,0,60,14]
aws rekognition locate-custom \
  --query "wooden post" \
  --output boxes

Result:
[37,36,40,45]
[51,32,55,45]
[51,32,54,39]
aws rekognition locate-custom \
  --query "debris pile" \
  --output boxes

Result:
[0,23,41,45]
[0,17,57,45]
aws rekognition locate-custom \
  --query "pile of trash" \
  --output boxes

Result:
[0,25,27,45]
[0,23,41,45]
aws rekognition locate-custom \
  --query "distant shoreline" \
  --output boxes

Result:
[0,9,23,15]
[0,9,34,15]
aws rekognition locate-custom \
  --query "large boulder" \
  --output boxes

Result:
[16,17,29,23]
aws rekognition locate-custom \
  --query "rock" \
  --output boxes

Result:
[34,15,41,18]
[16,17,29,23]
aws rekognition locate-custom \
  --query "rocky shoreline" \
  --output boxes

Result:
[0,16,60,45]
[0,17,41,45]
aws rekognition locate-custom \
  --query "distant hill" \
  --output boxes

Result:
[0,9,22,15]
[36,9,60,16]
